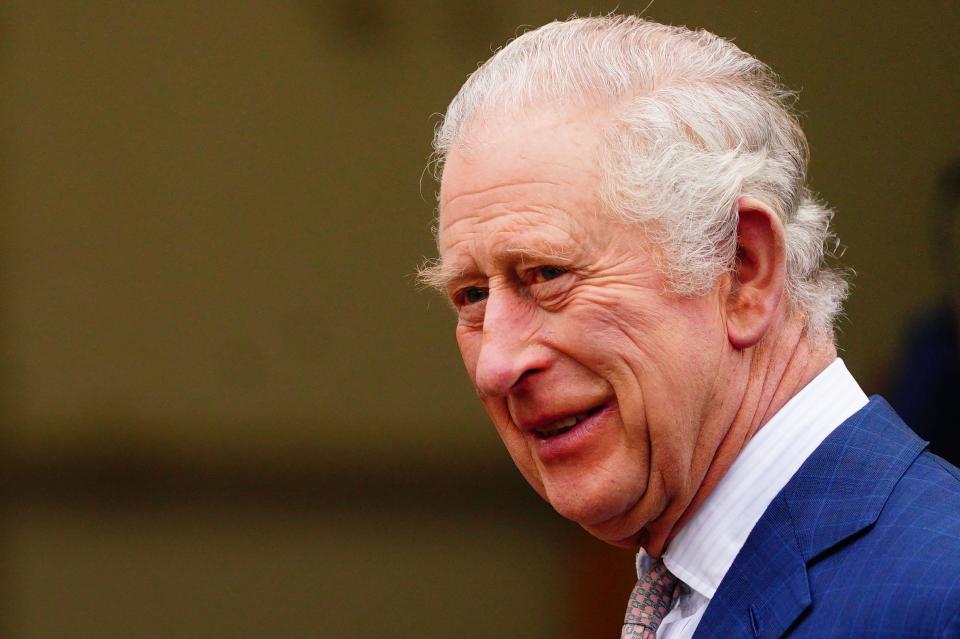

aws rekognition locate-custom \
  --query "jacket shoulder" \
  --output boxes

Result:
[800,449,960,637]
[786,400,960,638]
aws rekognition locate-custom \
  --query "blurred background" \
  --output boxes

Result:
[0,1,957,637]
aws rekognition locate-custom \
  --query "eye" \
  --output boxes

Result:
[529,265,567,283]
[459,286,489,306]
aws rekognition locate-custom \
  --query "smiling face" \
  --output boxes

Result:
[436,108,734,547]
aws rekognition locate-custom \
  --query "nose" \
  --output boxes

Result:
[473,287,547,398]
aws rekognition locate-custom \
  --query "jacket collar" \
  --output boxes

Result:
[693,397,927,638]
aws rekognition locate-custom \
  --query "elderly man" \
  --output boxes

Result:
[421,15,960,638]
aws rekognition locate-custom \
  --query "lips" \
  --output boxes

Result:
[518,402,613,461]
[517,402,609,440]
[532,409,596,439]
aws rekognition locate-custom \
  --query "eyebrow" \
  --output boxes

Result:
[417,243,575,293]
[416,258,467,292]
[504,243,575,265]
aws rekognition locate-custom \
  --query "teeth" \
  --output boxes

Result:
[536,411,591,438]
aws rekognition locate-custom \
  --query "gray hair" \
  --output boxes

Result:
[432,15,848,334]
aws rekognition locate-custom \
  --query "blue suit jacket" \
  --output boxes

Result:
[693,397,960,638]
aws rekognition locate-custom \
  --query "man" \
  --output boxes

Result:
[420,15,960,638]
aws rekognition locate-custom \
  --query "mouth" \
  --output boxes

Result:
[521,402,615,462]
[531,404,607,440]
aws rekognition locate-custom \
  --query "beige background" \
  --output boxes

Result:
[1,1,957,637]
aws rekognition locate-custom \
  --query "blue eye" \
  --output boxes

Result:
[462,287,488,305]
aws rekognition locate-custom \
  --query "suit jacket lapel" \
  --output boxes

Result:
[691,493,810,639]
[693,397,927,638]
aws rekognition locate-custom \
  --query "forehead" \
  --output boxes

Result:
[438,108,606,260]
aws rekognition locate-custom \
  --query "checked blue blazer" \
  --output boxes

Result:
[693,397,960,638]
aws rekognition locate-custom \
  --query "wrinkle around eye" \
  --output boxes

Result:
[457,298,486,327]
[528,265,568,284]
[528,272,579,312]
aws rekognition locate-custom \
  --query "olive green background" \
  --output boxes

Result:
[1,1,957,637]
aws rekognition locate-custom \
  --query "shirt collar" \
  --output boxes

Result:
[637,358,868,599]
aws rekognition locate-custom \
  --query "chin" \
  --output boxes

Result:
[544,481,638,532]
[581,515,647,547]
[538,471,663,548]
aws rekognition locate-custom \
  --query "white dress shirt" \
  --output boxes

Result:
[636,358,869,638]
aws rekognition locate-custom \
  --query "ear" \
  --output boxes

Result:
[726,196,787,349]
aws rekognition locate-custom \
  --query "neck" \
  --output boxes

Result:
[641,312,837,557]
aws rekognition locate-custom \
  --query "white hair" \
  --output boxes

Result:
[432,15,848,334]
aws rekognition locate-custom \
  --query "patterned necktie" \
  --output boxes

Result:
[620,559,682,639]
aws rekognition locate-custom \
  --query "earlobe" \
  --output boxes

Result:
[726,197,787,349]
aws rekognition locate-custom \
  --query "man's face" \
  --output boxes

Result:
[437,109,731,545]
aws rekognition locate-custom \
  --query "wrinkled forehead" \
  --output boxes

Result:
[438,105,609,211]
[433,109,624,286]
[438,164,600,264]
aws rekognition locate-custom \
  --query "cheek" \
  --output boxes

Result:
[480,396,544,495]
[559,294,723,429]
[559,300,660,379]
[455,327,483,381]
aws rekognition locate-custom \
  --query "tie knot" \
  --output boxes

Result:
[621,559,681,638]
